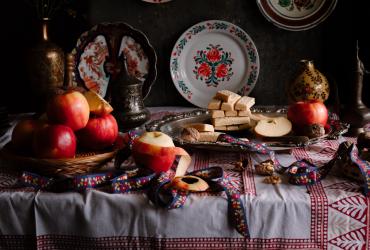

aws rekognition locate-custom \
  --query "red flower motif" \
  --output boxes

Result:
[216,64,228,78]
[206,48,221,63]
[198,63,211,77]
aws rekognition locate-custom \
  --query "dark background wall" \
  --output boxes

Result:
[1,0,369,113]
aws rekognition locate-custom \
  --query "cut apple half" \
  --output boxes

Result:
[84,90,113,116]
[171,175,209,192]
[132,132,191,176]
[254,116,292,137]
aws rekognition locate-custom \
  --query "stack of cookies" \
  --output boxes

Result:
[207,90,256,131]
[182,123,221,142]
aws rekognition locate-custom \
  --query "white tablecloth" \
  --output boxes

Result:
[0,107,369,249]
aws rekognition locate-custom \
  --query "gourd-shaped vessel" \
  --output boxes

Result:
[288,60,329,102]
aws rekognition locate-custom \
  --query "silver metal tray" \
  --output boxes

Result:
[145,107,349,152]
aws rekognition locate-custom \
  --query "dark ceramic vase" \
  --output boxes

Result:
[27,18,64,111]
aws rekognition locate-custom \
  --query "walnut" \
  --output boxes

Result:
[234,159,248,172]
[234,161,244,171]
[302,124,325,138]
[181,127,200,142]
[234,160,248,172]
[263,175,281,184]
[255,160,274,176]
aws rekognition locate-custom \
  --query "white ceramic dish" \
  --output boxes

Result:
[170,20,260,108]
[256,0,337,31]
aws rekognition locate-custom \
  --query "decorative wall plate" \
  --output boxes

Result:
[170,20,260,108]
[72,22,157,99]
[256,0,337,31]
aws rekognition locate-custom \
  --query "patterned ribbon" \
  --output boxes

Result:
[19,163,249,237]
[218,134,282,171]
[21,171,55,189]
[147,167,249,237]
[218,134,325,184]
[20,132,369,237]
[347,143,370,197]
[286,160,326,185]
[217,134,370,190]
[21,171,119,192]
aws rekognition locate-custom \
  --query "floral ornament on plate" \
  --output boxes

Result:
[78,35,109,97]
[119,36,149,81]
[193,44,234,87]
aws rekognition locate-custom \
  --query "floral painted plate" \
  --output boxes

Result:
[72,22,157,99]
[256,0,337,31]
[170,20,259,108]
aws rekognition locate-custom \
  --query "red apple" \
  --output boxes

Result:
[76,114,118,150]
[33,124,76,159]
[46,90,90,131]
[11,119,45,152]
[132,131,190,175]
[287,100,328,133]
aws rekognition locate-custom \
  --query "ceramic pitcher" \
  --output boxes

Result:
[288,60,330,102]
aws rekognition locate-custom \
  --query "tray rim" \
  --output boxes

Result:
[145,107,350,151]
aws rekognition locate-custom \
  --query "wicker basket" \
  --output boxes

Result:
[0,143,118,176]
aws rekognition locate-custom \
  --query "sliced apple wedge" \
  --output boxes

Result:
[84,90,113,116]
[254,116,292,137]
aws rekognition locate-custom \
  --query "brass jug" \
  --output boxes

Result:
[288,60,330,102]
[27,18,65,111]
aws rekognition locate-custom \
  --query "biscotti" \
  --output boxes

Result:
[198,132,222,142]
[212,116,251,127]
[207,90,259,131]
[207,98,221,110]
[235,96,255,111]
[238,109,269,120]
[225,110,238,117]
[185,123,214,132]
[210,110,225,118]
[215,90,241,103]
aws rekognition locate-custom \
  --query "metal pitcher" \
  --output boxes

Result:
[109,55,150,131]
